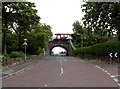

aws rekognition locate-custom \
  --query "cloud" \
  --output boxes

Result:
[29,0,84,34]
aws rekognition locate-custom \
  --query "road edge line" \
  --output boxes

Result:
[1,58,46,80]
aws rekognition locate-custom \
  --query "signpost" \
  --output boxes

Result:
[43,48,46,56]
[23,39,27,62]
[114,53,119,63]
[109,52,119,64]
[109,53,113,64]
[115,53,118,58]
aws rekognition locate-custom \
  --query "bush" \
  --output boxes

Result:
[2,54,10,62]
[74,41,120,56]
[10,51,24,58]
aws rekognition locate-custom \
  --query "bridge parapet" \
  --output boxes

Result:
[53,33,72,40]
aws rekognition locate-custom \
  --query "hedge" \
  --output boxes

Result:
[10,51,24,58]
[74,41,120,56]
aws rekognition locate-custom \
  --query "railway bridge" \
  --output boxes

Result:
[47,33,75,56]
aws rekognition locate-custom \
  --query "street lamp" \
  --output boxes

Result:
[23,39,27,62]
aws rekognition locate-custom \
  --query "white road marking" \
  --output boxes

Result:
[61,67,63,74]
[95,65,111,76]
[101,68,105,71]
[114,79,119,82]
[117,83,120,87]
[60,67,63,76]
[104,71,108,73]
[96,66,100,68]
[60,60,64,76]
[44,85,48,87]
[95,65,120,87]
[111,75,115,78]
[111,75,120,77]
[1,59,46,79]
[42,84,48,87]
[107,73,111,75]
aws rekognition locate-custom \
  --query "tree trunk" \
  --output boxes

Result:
[2,32,7,55]
[117,29,120,40]
[18,35,23,51]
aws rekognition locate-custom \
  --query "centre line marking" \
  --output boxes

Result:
[42,84,48,87]
[60,67,63,76]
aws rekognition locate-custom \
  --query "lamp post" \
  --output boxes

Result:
[23,39,27,62]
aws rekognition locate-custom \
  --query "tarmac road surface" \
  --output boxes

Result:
[2,56,119,88]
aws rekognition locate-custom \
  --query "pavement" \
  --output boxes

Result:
[2,56,120,88]
[1,55,44,79]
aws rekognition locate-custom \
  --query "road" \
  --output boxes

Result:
[2,56,119,88]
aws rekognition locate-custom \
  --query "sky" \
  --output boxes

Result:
[52,47,66,54]
[28,0,85,53]
[28,0,85,35]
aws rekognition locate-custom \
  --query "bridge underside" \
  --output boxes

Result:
[47,39,73,56]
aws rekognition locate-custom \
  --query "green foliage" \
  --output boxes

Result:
[72,21,83,34]
[2,2,53,55]
[10,51,24,58]
[38,47,43,54]
[81,2,120,40]
[72,20,108,48]
[74,41,120,56]
[0,31,2,54]
[27,23,52,54]
[2,2,40,54]
[2,54,10,61]
[6,31,19,54]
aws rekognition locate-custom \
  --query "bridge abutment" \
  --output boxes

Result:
[47,39,73,56]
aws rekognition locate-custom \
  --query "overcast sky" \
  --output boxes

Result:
[27,0,85,53]
[28,0,85,35]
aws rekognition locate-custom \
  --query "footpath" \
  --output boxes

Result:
[0,55,44,79]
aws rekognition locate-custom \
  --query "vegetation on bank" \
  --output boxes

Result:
[72,2,120,57]
[2,2,52,59]
[2,51,24,62]
[73,41,120,56]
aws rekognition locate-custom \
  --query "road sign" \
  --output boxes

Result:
[109,53,113,58]
[115,53,118,58]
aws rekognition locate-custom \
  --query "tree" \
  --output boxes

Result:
[72,21,83,47]
[81,2,120,40]
[27,23,52,54]
[2,2,53,55]
[72,20,108,48]
[6,31,19,54]
[2,2,40,54]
